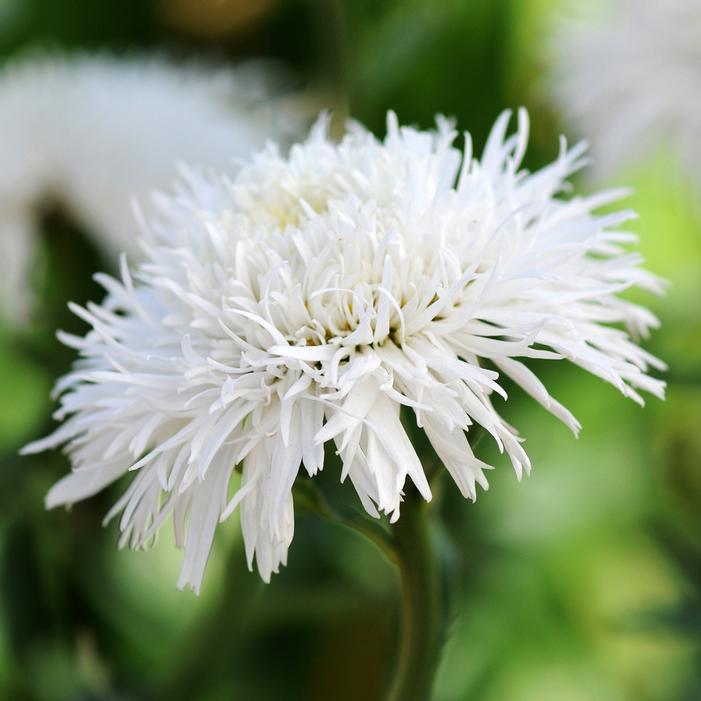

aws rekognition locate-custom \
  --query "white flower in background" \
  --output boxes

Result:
[23,110,665,591]
[548,0,701,181]
[0,52,305,321]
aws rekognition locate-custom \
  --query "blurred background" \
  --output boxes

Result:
[0,0,699,699]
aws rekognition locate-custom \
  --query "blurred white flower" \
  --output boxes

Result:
[24,110,665,591]
[548,0,701,182]
[0,52,304,321]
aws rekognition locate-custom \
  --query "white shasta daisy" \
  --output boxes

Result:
[23,110,665,591]
[0,52,303,321]
[548,0,701,181]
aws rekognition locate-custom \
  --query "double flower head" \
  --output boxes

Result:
[24,109,664,592]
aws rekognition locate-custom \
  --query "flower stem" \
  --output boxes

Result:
[293,477,399,564]
[387,486,442,701]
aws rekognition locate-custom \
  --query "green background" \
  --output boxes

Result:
[0,0,699,699]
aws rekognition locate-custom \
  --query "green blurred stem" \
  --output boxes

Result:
[387,487,441,701]
[294,479,398,564]
[294,478,443,699]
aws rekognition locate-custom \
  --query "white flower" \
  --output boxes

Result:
[23,110,665,591]
[548,0,701,181]
[0,52,304,321]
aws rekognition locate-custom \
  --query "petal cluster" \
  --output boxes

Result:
[24,110,665,590]
[0,52,304,321]
[548,0,701,181]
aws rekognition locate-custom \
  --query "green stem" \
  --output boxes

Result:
[294,479,398,564]
[387,487,442,701]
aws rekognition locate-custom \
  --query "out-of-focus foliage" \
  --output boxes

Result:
[0,1,698,700]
